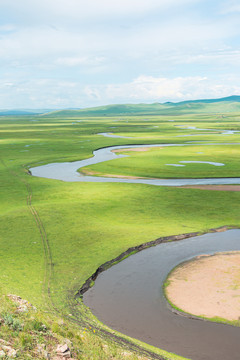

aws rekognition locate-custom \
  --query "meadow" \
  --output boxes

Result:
[80,144,240,179]
[0,109,240,359]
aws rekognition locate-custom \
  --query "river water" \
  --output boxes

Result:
[30,143,240,185]
[84,230,240,360]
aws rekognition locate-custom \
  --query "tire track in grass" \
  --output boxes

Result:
[25,181,54,308]
[1,160,166,360]
[1,160,54,309]
[24,174,167,359]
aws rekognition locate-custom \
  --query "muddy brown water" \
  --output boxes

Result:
[83,230,240,360]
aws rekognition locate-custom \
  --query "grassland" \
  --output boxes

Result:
[80,144,240,179]
[0,108,240,359]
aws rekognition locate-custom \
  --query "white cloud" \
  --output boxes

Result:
[55,56,105,67]
[0,24,16,32]
[0,28,90,59]
[3,82,14,87]
[0,0,238,73]
[84,86,101,100]
[1,75,240,109]
[184,50,240,65]
[221,0,240,14]
[1,0,240,108]
[1,0,200,23]
[84,76,240,103]
[0,16,236,66]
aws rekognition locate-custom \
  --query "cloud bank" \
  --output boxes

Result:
[0,0,240,108]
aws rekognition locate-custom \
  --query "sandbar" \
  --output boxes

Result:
[165,252,240,321]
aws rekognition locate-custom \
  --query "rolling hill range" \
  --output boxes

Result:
[0,109,54,116]
[1,96,240,117]
[43,95,240,117]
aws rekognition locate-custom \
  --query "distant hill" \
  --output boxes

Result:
[44,103,171,117]
[167,95,240,105]
[2,96,240,117]
[0,109,54,116]
[43,96,240,117]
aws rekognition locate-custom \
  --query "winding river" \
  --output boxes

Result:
[30,142,240,185]
[30,142,240,360]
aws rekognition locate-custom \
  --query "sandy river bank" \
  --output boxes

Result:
[165,251,240,321]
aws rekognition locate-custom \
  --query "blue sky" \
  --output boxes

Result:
[1,0,240,109]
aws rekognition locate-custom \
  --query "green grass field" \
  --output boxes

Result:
[0,109,240,359]
[80,144,240,178]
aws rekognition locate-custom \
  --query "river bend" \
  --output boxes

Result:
[30,143,240,186]
[84,230,240,360]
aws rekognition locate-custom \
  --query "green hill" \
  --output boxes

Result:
[43,96,240,117]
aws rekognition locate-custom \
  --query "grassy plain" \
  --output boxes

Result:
[0,110,240,358]
[81,144,240,178]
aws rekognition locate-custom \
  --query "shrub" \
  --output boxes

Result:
[2,312,23,331]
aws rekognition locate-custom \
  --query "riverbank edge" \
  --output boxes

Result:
[76,225,235,298]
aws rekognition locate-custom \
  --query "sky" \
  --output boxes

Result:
[1,0,240,109]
